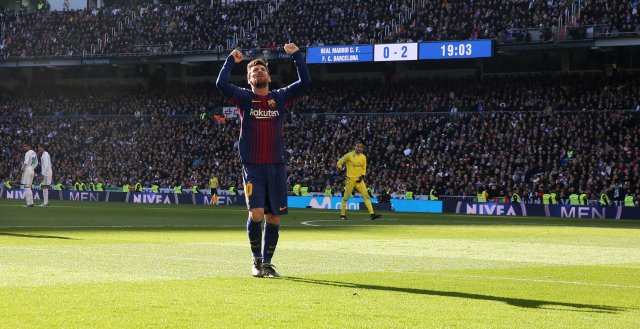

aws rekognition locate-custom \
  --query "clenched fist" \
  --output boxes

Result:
[230,49,243,63]
[283,43,299,55]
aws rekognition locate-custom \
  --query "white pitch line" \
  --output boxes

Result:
[2,203,379,216]
[311,218,639,226]
[298,219,564,227]
[300,219,400,227]
[397,271,640,289]
[300,220,376,227]
[300,220,321,227]
[0,220,578,229]
[0,218,402,229]
[0,222,384,229]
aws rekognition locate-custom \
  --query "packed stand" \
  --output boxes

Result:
[286,110,639,203]
[0,1,265,58]
[1,76,639,203]
[0,0,575,59]
[289,72,640,114]
[0,82,227,116]
[576,0,640,37]
[4,71,639,116]
[0,114,243,194]
[260,0,566,46]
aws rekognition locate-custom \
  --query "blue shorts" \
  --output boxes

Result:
[242,163,288,215]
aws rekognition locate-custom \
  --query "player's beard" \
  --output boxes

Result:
[251,78,269,89]
[253,81,268,89]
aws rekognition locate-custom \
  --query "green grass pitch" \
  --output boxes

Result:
[1,199,639,328]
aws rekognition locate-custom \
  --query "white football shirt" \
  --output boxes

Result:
[24,150,38,170]
[41,151,52,175]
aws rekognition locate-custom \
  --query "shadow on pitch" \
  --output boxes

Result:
[0,232,78,240]
[284,277,626,314]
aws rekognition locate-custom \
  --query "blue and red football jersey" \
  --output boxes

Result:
[216,51,311,164]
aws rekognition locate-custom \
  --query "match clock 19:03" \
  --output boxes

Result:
[418,40,493,60]
[441,43,472,57]
[373,43,418,62]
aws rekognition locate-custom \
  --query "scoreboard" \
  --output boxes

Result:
[306,40,493,64]
[306,45,374,64]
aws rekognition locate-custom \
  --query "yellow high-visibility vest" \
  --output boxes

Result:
[405,191,413,200]
[569,194,580,205]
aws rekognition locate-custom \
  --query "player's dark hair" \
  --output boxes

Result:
[38,143,47,149]
[247,58,268,72]
[355,140,364,145]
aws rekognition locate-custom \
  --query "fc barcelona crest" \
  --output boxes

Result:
[268,99,276,108]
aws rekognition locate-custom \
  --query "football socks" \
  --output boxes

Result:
[262,223,279,264]
[247,217,263,259]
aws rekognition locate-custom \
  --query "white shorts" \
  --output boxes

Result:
[42,173,53,186]
[21,167,34,186]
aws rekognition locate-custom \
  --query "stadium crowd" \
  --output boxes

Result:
[0,82,226,116]
[1,73,639,203]
[0,2,262,58]
[3,71,637,116]
[289,72,640,114]
[260,0,566,46]
[1,0,638,58]
[576,0,640,37]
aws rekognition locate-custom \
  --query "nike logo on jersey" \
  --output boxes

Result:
[279,206,287,211]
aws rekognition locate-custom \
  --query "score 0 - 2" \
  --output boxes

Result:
[374,43,418,62]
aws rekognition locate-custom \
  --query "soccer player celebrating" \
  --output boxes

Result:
[216,43,310,277]
[337,141,381,221]
[37,144,52,206]
[21,142,38,208]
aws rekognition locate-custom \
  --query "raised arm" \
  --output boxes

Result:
[216,49,244,99]
[281,43,311,101]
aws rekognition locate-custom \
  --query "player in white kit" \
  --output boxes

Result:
[37,144,52,206]
[21,142,38,207]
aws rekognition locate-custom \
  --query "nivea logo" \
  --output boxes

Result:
[466,204,517,216]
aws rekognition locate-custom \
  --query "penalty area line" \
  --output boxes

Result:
[300,219,400,227]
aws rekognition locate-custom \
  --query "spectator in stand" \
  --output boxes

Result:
[12,0,640,58]
[1,72,638,201]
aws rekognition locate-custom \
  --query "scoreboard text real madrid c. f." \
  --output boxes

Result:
[305,45,374,63]
[305,40,493,64]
